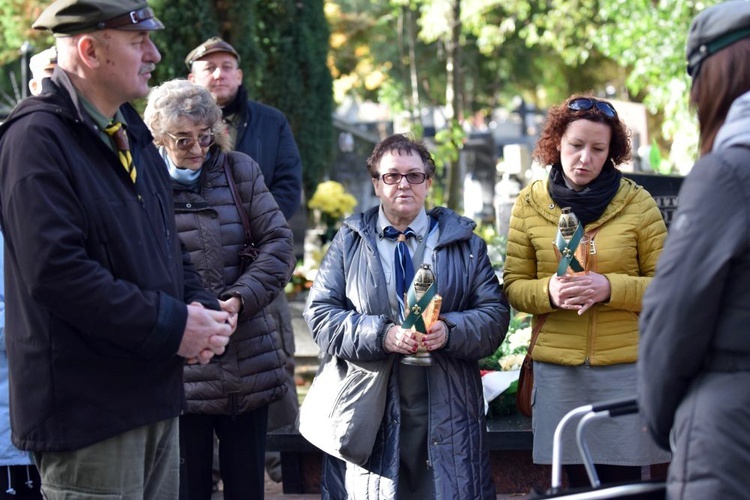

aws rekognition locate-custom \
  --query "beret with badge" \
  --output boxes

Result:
[185,37,241,70]
[33,0,164,36]
[686,0,750,78]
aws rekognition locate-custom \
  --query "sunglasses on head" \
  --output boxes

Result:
[165,131,215,151]
[567,97,617,118]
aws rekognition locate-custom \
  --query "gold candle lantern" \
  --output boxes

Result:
[402,263,442,366]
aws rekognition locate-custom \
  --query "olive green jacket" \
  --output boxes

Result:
[503,176,666,366]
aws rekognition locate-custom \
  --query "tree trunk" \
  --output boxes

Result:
[406,7,422,129]
[445,0,463,212]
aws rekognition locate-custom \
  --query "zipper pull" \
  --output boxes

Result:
[589,238,597,255]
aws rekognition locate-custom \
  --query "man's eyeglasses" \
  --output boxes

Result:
[165,131,215,151]
[376,172,428,185]
[567,97,617,118]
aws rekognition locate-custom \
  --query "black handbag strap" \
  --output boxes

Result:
[222,161,255,247]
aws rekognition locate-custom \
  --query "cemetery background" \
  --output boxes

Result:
[0,2,694,495]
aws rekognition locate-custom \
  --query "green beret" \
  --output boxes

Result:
[185,37,240,70]
[686,0,750,77]
[33,0,164,36]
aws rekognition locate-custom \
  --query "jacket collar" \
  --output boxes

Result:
[713,90,750,151]
[344,205,475,248]
[0,70,153,151]
[526,176,640,229]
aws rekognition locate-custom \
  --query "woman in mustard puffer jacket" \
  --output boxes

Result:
[503,93,670,488]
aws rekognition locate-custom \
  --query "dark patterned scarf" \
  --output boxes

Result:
[221,84,246,120]
[547,164,622,226]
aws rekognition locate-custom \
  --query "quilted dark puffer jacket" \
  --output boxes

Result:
[173,148,295,414]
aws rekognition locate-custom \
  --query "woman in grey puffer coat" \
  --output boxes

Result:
[144,79,295,500]
[304,134,509,499]
[639,3,750,498]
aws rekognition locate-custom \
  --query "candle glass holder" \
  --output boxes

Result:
[552,236,591,275]
[402,264,442,367]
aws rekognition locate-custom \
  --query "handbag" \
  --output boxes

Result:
[223,161,259,271]
[299,353,395,466]
[516,314,547,417]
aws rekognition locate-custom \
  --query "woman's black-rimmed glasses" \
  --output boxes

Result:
[377,172,428,185]
[165,131,215,151]
[567,97,617,118]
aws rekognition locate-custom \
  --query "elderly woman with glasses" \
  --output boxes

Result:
[303,133,509,499]
[503,93,670,487]
[144,79,295,500]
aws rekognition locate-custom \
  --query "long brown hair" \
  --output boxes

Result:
[690,39,750,155]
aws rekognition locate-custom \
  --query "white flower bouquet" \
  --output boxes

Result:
[479,312,532,416]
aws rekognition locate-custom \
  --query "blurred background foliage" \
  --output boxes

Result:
[1,0,719,195]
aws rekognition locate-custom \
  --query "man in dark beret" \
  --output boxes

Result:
[185,36,302,223]
[186,36,303,485]
[0,1,235,497]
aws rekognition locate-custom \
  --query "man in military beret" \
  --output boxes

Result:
[185,35,303,485]
[0,1,236,497]
[185,36,302,222]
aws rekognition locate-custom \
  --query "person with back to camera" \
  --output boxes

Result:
[639,2,750,498]
[0,231,41,500]
[0,46,57,500]
[0,46,59,500]
[185,36,303,483]
[143,79,295,500]
[503,93,670,488]
[303,133,509,499]
[0,1,235,498]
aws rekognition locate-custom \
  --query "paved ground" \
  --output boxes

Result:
[209,472,317,499]
[207,472,534,498]
[262,473,314,500]
[210,472,534,499]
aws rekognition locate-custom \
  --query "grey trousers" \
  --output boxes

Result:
[33,418,179,500]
